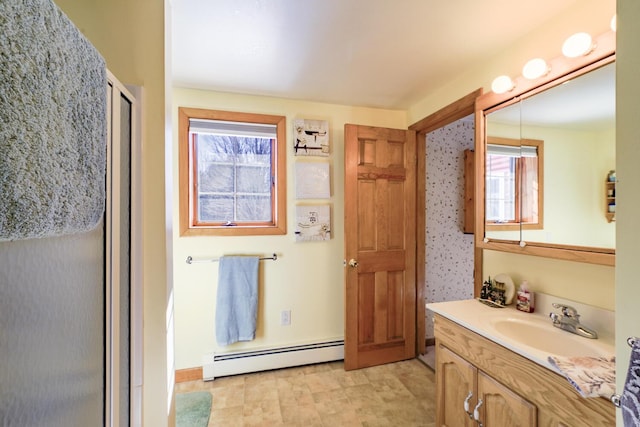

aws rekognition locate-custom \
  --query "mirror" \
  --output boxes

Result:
[480,57,615,263]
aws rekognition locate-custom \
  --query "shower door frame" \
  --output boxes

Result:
[106,70,143,427]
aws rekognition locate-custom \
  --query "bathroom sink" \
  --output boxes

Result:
[489,317,611,358]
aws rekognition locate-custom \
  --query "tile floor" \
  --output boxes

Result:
[417,346,436,371]
[175,358,436,427]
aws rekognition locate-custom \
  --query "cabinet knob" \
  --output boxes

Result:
[463,391,474,419]
[473,399,484,427]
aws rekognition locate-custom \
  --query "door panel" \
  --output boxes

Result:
[344,124,416,370]
[478,371,537,427]
[437,345,476,427]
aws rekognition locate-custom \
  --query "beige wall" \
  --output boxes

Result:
[172,88,406,369]
[487,123,616,249]
[525,125,614,248]
[484,251,615,309]
[55,0,171,425]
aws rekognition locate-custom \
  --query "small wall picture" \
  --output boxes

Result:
[293,119,329,156]
[295,205,331,242]
[295,162,330,199]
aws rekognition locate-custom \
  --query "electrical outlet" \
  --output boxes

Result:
[280,310,291,326]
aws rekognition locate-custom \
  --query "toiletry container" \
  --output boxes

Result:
[516,281,535,313]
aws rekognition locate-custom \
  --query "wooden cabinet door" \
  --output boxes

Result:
[478,371,537,427]
[436,344,476,427]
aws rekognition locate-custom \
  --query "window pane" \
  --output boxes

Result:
[199,195,234,222]
[198,134,235,163]
[194,133,273,223]
[236,165,271,193]
[486,154,516,222]
[199,164,234,192]
[236,138,272,164]
[237,195,271,221]
[520,156,539,224]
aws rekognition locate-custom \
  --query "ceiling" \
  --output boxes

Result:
[171,0,583,110]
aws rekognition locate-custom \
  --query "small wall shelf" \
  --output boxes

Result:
[605,180,615,222]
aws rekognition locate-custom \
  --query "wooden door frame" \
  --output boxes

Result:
[408,89,483,355]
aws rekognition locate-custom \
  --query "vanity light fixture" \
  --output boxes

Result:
[522,58,550,80]
[561,32,595,58]
[611,15,617,32]
[490,17,611,94]
[491,75,515,94]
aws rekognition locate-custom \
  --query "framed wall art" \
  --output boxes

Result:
[295,205,331,242]
[295,162,330,199]
[293,119,329,156]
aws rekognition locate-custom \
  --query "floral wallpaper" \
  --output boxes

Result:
[425,117,475,339]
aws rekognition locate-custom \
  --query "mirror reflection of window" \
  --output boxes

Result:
[486,144,517,223]
[486,137,543,230]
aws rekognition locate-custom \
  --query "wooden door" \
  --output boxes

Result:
[436,345,477,427]
[478,371,537,427]
[344,124,416,370]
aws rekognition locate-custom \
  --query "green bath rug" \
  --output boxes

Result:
[176,391,212,427]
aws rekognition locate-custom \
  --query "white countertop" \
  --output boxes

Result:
[426,298,615,375]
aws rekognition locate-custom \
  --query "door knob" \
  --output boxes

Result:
[348,259,359,268]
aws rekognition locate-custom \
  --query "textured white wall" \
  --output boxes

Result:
[424,118,475,339]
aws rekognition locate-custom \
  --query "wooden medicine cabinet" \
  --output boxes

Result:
[474,31,616,268]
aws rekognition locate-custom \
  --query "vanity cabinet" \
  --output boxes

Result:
[438,344,536,426]
[434,314,615,427]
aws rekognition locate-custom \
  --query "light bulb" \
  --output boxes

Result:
[491,75,515,94]
[562,32,594,58]
[522,58,549,79]
[611,15,617,32]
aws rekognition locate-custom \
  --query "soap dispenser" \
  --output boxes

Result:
[516,281,535,313]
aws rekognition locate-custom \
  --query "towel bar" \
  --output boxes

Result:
[186,253,278,264]
[610,336,639,407]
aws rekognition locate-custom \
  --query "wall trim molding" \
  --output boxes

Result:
[409,89,482,134]
[175,367,203,383]
[412,89,483,356]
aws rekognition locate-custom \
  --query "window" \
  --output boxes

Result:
[179,108,286,236]
[485,137,543,230]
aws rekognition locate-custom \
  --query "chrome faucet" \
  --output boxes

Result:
[549,303,598,339]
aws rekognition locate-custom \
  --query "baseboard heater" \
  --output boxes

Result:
[202,339,344,381]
